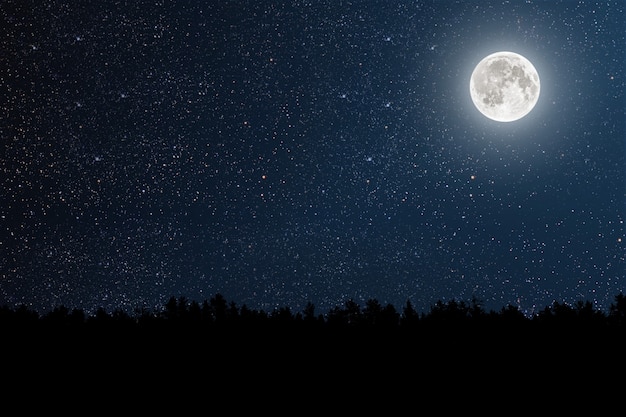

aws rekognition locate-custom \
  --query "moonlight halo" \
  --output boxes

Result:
[470,51,540,122]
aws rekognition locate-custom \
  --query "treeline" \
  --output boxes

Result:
[2,292,626,332]
[3,292,626,375]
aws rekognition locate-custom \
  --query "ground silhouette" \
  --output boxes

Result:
[3,292,626,390]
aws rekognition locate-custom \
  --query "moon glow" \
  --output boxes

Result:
[470,51,540,122]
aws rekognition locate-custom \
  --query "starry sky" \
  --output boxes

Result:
[2,0,624,316]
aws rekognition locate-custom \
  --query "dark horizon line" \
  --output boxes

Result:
[3,291,626,325]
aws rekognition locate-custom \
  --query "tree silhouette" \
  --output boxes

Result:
[609,292,626,325]
[1,292,625,347]
[400,299,420,328]
[209,293,228,323]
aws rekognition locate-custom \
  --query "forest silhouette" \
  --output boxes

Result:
[3,293,626,381]
[3,292,626,342]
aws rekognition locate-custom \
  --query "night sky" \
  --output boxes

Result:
[2,0,624,316]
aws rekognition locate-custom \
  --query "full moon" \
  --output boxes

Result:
[469,51,540,122]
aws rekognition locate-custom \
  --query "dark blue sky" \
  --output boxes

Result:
[1,0,624,315]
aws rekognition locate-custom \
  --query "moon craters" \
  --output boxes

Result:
[469,51,540,122]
